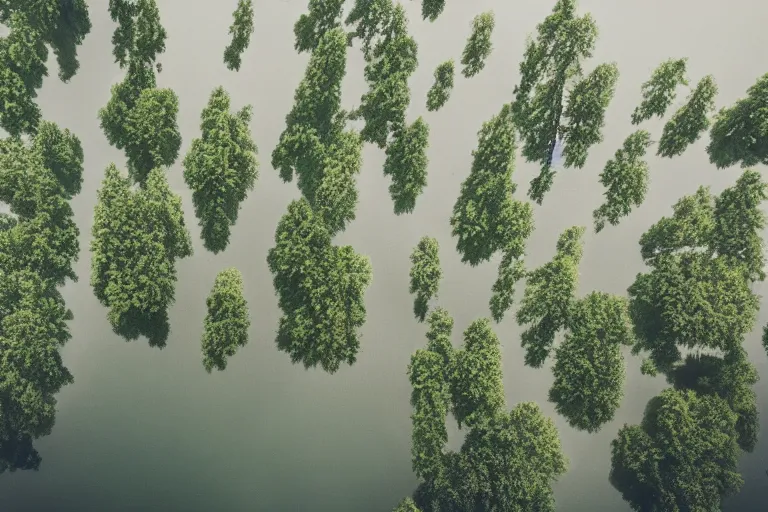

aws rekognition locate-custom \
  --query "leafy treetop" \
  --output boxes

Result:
[108,0,166,69]
[460,11,494,78]
[294,0,344,53]
[223,0,254,71]
[426,60,454,112]
[409,236,442,322]
[631,58,688,125]
[383,117,430,214]
[201,267,251,373]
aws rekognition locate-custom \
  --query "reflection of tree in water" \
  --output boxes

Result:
[112,308,171,349]
[0,435,41,474]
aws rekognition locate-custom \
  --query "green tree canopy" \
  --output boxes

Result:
[450,104,532,266]
[108,0,166,69]
[512,0,617,204]
[426,60,454,112]
[223,0,254,71]
[0,270,73,469]
[421,1,445,22]
[272,28,362,235]
[516,226,584,367]
[0,0,92,82]
[266,199,372,373]
[90,165,193,347]
[344,0,393,56]
[32,121,84,199]
[294,0,344,53]
[425,307,454,368]
[449,318,505,429]
[657,75,717,158]
[383,117,430,214]
[201,268,250,373]
[593,129,652,232]
[409,236,442,322]
[460,11,494,78]
[393,497,422,512]
[707,72,768,168]
[183,86,259,253]
[610,388,742,512]
[351,2,418,148]
[631,58,688,125]
[549,291,634,433]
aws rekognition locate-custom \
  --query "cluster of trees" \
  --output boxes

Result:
[0,0,90,474]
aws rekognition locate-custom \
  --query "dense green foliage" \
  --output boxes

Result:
[201,268,250,373]
[421,1,446,22]
[610,389,743,511]
[657,74,718,158]
[183,86,259,253]
[516,226,584,368]
[266,199,372,373]
[345,0,393,55]
[460,11,494,78]
[31,121,84,199]
[223,0,254,71]
[352,2,418,149]
[294,0,344,53]
[512,0,617,203]
[272,28,362,236]
[90,165,193,347]
[426,60,454,112]
[707,72,768,169]
[393,497,422,512]
[108,0,166,69]
[593,130,652,232]
[409,237,442,322]
[383,118,430,214]
[631,58,688,125]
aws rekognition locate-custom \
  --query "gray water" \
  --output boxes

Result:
[1,0,767,510]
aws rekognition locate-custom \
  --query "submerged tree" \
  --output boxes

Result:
[460,11,494,78]
[108,0,167,69]
[512,0,618,203]
[201,268,250,373]
[183,86,259,253]
[272,28,363,235]
[352,3,418,148]
[90,165,193,347]
[516,226,584,367]
[707,72,768,169]
[426,60,454,112]
[294,0,345,53]
[383,117,430,214]
[223,0,254,71]
[266,199,372,373]
[409,236,442,322]
[610,389,743,511]
[593,130,652,232]
[631,58,688,125]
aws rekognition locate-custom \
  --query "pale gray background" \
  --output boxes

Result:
[1,0,766,510]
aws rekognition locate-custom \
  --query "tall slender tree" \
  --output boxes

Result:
[201,268,250,373]
[223,0,254,71]
[460,11,494,78]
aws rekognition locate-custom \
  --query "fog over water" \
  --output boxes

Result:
[1,0,767,510]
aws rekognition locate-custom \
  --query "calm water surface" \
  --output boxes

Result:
[1,0,767,510]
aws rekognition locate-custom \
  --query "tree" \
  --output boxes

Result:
[707,72,768,169]
[631,58,688,125]
[421,1,446,22]
[183,86,259,253]
[426,60,454,112]
[392,497,421,512]
[99,58,156,148]
[409,236,442,322]
[32,121,84,199]
[450,104,532,266]
[266,199,372,373]
[294,0,345,53]
[383,117,430,214]
[657,75,717,158]
[408,349,449,483]
[0,270,74,471]
[549,292,634,433]
[352,3,418,148]
[0,0,92,82]
[512,0,617,204]
[449,318,505,429]
[516,226,584,367]
[272,28,363,235]
[90,165,193,347]
[593,130,652,232]
[223,0,254,71]
[108,0,166,69]
[201,268,250,373]
[460,11,494,78]
[488,244,528,323]
[610,389,742,512]
[425,307,454,368]
[344,0,393,56]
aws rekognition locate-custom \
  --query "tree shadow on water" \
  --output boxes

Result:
[112,308,171,349]
[0,435,42,474]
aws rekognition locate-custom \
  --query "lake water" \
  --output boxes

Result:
[1,0,767,510]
